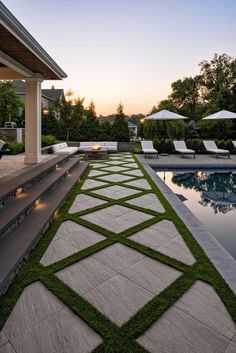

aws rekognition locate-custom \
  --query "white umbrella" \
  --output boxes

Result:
[202,110,236,120]
[143,110,188,154]
[144,109,188,121]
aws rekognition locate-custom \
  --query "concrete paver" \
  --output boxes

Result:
[91,185,140,199]
[137,280,236,353]
[40,221,105,266]
[126,193,165,213]
[81,205,153,233]
[69,194,107,213]
[1,282,102,353]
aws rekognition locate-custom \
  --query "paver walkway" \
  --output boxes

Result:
[0,153,235,353]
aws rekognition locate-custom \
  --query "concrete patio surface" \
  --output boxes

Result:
[0,152,235,353]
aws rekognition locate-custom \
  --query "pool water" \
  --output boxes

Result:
[156,170,236,260]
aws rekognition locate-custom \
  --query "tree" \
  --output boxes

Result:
[170,76,202,119]
[54,91,84,142]
[112,102,129,141]
[0,81,23,127]
[199,53,236,113]
[86,100,96,118]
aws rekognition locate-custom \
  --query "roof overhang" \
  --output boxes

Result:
[0,2,67,80]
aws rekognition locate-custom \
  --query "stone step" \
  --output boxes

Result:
[0,158,80,243]
[0,161,88,295]
[0,154,70,207]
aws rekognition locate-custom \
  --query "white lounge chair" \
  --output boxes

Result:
[203,140,230,159]
[173,141,195,159]
[232,141,236,149]
[141,141,158,158]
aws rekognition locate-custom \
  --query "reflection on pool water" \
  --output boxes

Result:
[156,170,236,260]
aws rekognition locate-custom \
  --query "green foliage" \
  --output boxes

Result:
[112,115,130,142]
[185,139,203,153]
[170,76,202,119]
[143,120,186,139]
[197,119,233,139]
[153,138,173,154]
[199,53,236,112]
[111,102,130,142]
[85,100,96,118]
[6,142,24,154]
[54,94,84,142]
[0,81,23,127]
[41,135,57,147]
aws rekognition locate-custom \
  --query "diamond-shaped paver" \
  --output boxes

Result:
[85,274,153,326]
[122,163,138,168]
[123,157,135,161]
[130,220,195,265]
[57,244,182,326]
[97,173,134,182]
[56,257,116,295]
[90,162,107,168]
[81,205,153,233]
[124,178,152,190]
[91,185,140,199]
[104,160,126,165]
[1,282,102,353]
[40,221,105,266]
[137,281,235,353]
[123,169,144,177]
[126,193,165,213]
[91,243,145,272]
[88,169,108,177]
[100,166,130,172]
[69,194,108,213]
[81,179,107,190]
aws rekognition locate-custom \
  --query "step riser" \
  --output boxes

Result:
[0,161,88,296]
[0,158,70,209]
[0,161,79,243]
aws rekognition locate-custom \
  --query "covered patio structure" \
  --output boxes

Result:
[0,2,67,164]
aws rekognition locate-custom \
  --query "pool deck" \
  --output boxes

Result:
[138,153,236,169]
[0,153,235,353]
[137,154,236,294]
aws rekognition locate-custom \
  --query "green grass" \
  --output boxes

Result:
[0,152,235,353]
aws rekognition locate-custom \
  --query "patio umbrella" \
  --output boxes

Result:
[202,191,236,205]
[144,109,188,121]
[202,110,236,120]
[144,110,188,154]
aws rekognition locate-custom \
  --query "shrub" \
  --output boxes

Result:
[41,135,56,147]
[7,142,24,154]
[153,138,173,153]
[186,139,203,153]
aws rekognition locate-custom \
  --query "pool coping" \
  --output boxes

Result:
[136,155,236,294]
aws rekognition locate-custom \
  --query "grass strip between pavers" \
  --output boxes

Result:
[0,152,235,353]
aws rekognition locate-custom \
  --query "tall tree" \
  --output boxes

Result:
[0,81,23,126]
[199,53,236,112]
[86,100,96,118]
[170,76,201,119]
[112,102,129,141]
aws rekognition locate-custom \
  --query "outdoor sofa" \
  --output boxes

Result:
[0,139,9,159]
[173,141,195,159]
[78,141,118,152]
[141,141,158,158]
[203,140,230,159]
[52,142,79,155]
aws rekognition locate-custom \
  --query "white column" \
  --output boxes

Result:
[24,78,43,164]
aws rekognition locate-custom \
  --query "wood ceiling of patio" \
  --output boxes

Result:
[0,24,60,79]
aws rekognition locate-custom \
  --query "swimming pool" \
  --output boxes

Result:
[155,169,236,260]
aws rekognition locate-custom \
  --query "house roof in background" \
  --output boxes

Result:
[12,80,64,100]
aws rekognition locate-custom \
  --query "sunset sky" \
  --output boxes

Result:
[2,0,236,115]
